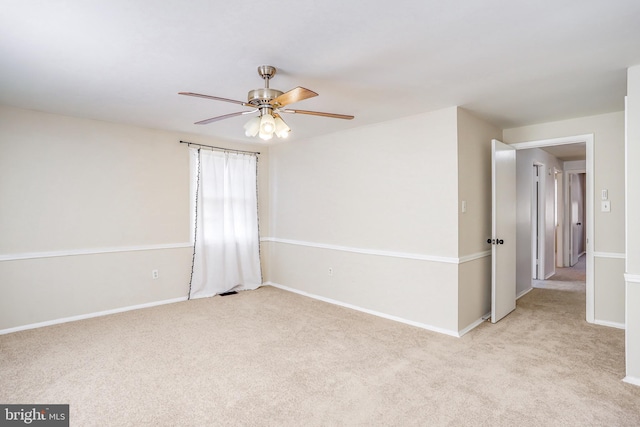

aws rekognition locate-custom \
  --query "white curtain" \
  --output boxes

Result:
[189,148,262,299]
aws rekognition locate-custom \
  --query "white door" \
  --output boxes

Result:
[491,139,517,323]
[569,173,585,266]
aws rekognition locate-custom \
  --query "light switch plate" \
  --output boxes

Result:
[601,200,611,212]
[602,189,608,200]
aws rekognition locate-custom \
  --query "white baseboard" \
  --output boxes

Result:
[517,287,533,300]
[266,282,462,337]
[593,319,625,330]
[623,376,640,387]
[458,313,491,337]
[0,296,188,335]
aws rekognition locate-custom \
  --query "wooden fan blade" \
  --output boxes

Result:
[195,110,256,125]
[270,87,318,107]
[281,109,354,120]
[179,92,253,108]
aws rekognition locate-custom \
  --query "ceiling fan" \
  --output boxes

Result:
[179,65,354,140]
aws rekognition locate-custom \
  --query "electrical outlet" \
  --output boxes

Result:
[328,267,333,276]
[152,269,159,279]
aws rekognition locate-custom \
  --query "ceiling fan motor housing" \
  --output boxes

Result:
[247,88,284,107]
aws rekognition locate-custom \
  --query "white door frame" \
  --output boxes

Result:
[510,134,594,324]
[531,162,545,280]
[553,167,563,269]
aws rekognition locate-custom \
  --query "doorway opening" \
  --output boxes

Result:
[534,169,586,292]
[510,135,593,323]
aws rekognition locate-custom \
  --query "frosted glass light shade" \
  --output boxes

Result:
[243,116,260,137]
[274,116,291,138]
[258,130,273,140]
[259,114,276,134]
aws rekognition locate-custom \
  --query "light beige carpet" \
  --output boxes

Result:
[548,254,587,282]
[1,285,639,426]
[534,254,586,292]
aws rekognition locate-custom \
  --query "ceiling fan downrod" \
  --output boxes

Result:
[247,66,283,107]
[257,65,276,88]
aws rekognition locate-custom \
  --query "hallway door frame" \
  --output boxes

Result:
[511,134,594,324]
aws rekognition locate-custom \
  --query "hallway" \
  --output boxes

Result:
[533,254,586,292]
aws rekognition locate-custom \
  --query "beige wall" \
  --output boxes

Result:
[457,108,500,256]
[458,258,491,330]
[267,107,501,335]
[0,249,193,328]
[504,112,625,253]
[456,108,502,329]
[268,243,459,333]
[594,257,625,325]
[0,106,269,331]
[627,66,640,271]
[269,108,459,256]
[267,107,463,334]
[504,112,626,327]
[625,65,640,383]
[0,107,189,252]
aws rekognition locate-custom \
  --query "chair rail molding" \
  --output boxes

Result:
[261,237,490,265]
[0,243,192,262]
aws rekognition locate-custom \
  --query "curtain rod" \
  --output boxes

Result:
[179,140,260,155]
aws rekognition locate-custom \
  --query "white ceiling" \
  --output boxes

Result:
[541,143,586,161]
[2,1,640,144]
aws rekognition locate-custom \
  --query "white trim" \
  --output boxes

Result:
[266,282,461,337]
[624,96,630,384]
[0,243,192,262]
[459,250,492,264]
[261,237,490,265]
[625,96,629,275]
[516,287,533,300]
[458,314,490,337]
[625,273,640,283]
[593,252,626,259]
[509,134,594,151]
[0,296,188,335]
[593,319,625,330]
[531,161,546,280]
[623,376,640,387]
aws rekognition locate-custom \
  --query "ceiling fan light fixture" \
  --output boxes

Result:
[274,115,291,138]
[243,116,260,137]
[258,130,274,141]
[259,113,276,134]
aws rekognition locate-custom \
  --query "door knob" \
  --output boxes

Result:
[487,239,503,245]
